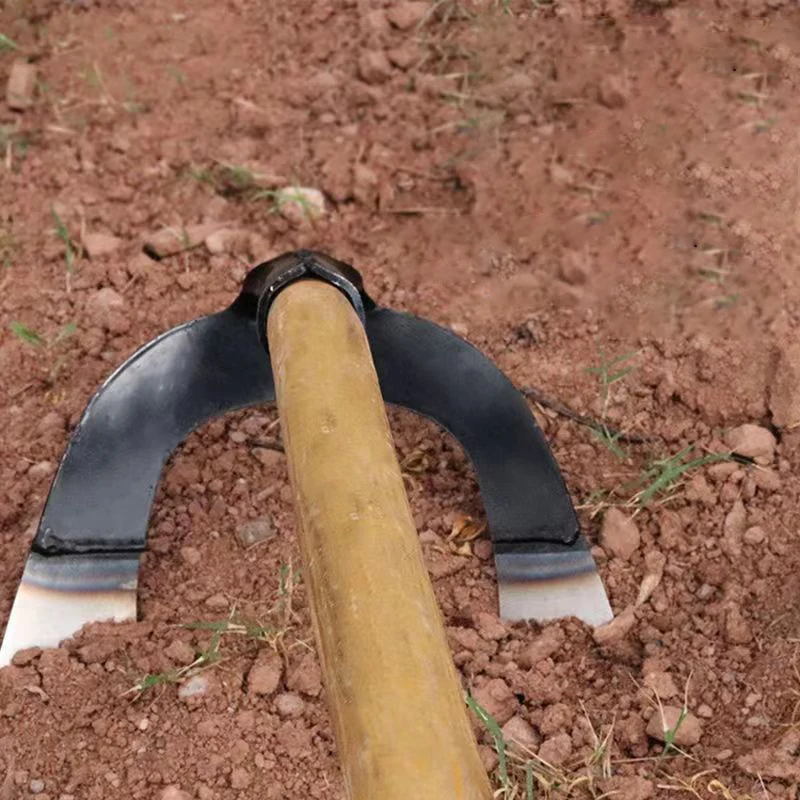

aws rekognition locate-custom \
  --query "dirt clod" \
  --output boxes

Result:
[247,652,283,697]
[160,787,192,800]
[6,60,36,110]
[600,508,640,560]
[770,341,800,429]
[472,678,518,725]
[386,2,429,29]
[235,518,275,548]
[501,716,540,754]
[274,692,305,719]
[285,652,323,697]
[538,733,573,765]
[83,233,123,258]
[646,706,702,747]
[725,424,776,464]
[358,51,393,85]
[593,606,636,646]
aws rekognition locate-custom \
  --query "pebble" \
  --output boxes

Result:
[236,518,275,548]
[277,186,326,225]
[518,625,565,668]
[600,508,640,560]
[645,706,702,746]
[472,678,518,725]
[286,652,323,697]
[769,340,800,429]
[473,539,493,560]
[474,612,506,642]
[353,163,380,210]
[178,675,211,701]
[597,74,629,109]
[204,228,251,256]
[253,447,283,468]
[247,652,283,697]
[743,526,766,545]
[725,424,776,464]
[538,702,572,736]
[11,647,42,667]
[164,640,195,666]
[29,779,45,794]
[180,546,201,566]
[724,603,752,644]
[274,692,305,719]
[643,670,679,699]
[160,787,191,800]
[387,44,422,71]
[697,704,713,718]
[358,51,393,85]
[143,223,224,259]
[597,776,654,800]
[27,461,55,480]
[386,1,429,29]
[501,715,539,753]
[538,732,573,765]
[230,769,251,790]
[6,59,36,110]
[204,593,228,610]
[83,233,123,258]
[752,468,780,491]
[593,606,636,646]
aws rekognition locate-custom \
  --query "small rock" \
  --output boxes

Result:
[697,704,713,719]
[37,411,65,435]
[143,223,224,259]
[473,539,493,560]
[538,733,573,765]
[724,603,752,644]
[230,769,251,790]
[770,341,800,429]
[593,606,636,646]
[387,44,422,71]
[539,702,572,736]
[600,508,640,560]
[236,518,275,548]
[180,546,201,566]
[597,74,629,109]
[247,651,283,697]
[518,625,565,668]
[725,424,776,464]
[686,473,716,506]
[160,787,191,800]
[501,716,540,754]
[83,233,123,258]
[253,447,283,468]
[722,499,747,558]
[11,647,42,667]
[178,674,211,701]
[29,780,45,794]
[274,692,305,719]
[7,59,36,110]
[472,678,518,725]
[643,670,679,699]
[277,186,326,225]
[597,776,654,800]
[548,162,574,187]
[204,593,228,610]
[752,468,780,491]
[558,252,588,286]
[358,51,393,85]
[646,706,702,747]
[478,744,498,773]
[164,640,195,666]
[204,228,251,256]
[87,287,125,332]
[743,526,766,545]
[386,1,429,29]
[27,461,55,480]
[286,652,323,697]
[353,163,379,210]
[474,612,506,642]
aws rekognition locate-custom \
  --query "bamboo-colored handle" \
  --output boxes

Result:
[267,280,492,800]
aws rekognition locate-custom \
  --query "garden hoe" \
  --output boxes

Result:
[0,251,612,799]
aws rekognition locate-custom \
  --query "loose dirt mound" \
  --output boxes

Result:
[2,0,800,797]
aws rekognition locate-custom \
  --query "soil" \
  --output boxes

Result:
[2,0,800,797]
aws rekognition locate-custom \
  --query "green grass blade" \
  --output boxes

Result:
[466,693,510,789]
[10,321,45,347]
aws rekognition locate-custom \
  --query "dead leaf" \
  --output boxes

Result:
[448,514,487,543]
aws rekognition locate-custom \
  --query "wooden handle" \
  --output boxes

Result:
[267,280,492,800]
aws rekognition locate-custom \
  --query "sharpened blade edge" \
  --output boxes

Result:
[0,553,139,667]
[496,546,613,627]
